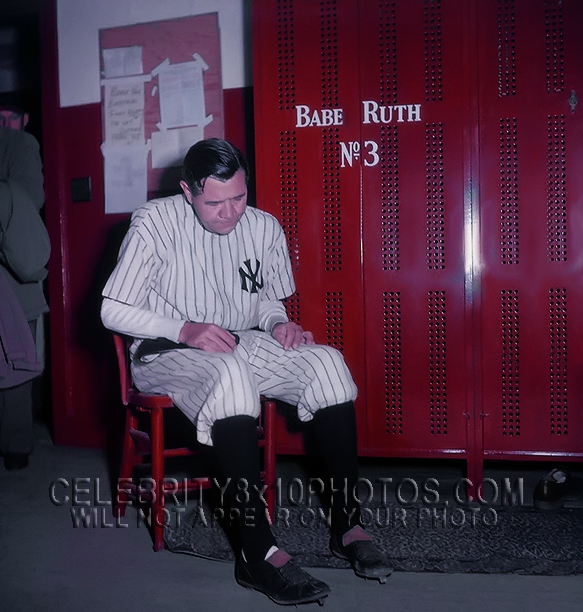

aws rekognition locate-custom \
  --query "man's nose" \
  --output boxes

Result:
[220,200,237,218]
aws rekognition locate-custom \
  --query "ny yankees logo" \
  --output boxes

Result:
[239,259,264,293]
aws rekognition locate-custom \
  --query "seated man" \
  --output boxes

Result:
[101,138,391,605]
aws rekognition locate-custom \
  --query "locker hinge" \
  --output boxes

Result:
[569,90,578,113]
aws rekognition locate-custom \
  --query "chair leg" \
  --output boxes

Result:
[118,398,275,550]
[150,405,166,551]
[263,400,277,524]
[114,408,139,519]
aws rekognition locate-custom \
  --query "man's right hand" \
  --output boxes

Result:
[178,322,238,353]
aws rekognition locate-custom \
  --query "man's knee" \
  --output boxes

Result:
[306,344,348,368]
[213,352,247,376]
[211,354,257,393]
[302,345,357,399]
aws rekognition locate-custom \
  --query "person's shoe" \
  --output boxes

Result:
[330,525,393,583]
[4,453,29,470]
[235,549,331,605]
[533,468,583,510]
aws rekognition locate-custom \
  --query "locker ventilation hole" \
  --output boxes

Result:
[383,292,403,435]
[547,115,567,262]
[320,0,339,109]
[549,288,568,435]
[276,0,296,111]
[497,0,516,97]
[426,123,445,270]
[286,293,301,325]
[381,125,400,271]
[424,0,443,102]
[499,118,519,265]
[545,0,565,93]
[428,291,447,435]
[320,3,342,271]
[323,127,342,272]
[279,131,300,272]
[379,2,398,106]
[325,292,344,352]
[500,290,520,436]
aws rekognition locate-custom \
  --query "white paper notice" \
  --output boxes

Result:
[102,46,144,79]
[103,79,146,145]
[102,144,149,214]
[155,56,208,129]
[150,125,204,169]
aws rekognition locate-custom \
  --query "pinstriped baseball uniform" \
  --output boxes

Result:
[101,194,357,446]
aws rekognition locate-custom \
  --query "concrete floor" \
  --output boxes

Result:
[1,423,582,612]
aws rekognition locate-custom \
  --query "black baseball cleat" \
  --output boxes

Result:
[330,526,393,584]
[235,549,331,606]
[533,468,583,511]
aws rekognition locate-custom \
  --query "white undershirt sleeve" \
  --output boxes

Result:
[101,297,185,342]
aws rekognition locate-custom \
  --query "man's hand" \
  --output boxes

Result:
[272,321,315,350]
[178,322,237,353]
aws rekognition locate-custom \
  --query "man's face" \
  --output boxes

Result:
[0,109,28,130]
[180,169,247,235]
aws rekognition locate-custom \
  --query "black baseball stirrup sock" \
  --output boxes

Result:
[211,415,277,564]
[309,401,361,536]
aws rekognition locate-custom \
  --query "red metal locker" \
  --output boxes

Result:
[252,0,583,476]
[253,0,366,453]
[359,1,472,461]
[476,0,583,462]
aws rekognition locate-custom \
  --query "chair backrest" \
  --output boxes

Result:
[112,333,132,406]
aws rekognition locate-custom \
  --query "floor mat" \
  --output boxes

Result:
[164,502,583,575]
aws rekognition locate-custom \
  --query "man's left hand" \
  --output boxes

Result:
[272,321,315,350]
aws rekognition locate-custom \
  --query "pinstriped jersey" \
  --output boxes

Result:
[103,194,295,335]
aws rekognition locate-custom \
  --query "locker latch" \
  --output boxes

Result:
[569,90,578,113]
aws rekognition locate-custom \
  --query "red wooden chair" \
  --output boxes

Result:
[111,333,277,551]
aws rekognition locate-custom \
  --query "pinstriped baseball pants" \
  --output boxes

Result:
[131,330,358,446]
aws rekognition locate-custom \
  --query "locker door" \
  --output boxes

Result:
[477,0,583,459]
[253,0,366,452]
[360,0,473,457]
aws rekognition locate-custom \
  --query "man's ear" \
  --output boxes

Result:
[180,180,192,203]
[23,113,29,128]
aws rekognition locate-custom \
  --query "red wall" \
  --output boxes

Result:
[42,0,256,447]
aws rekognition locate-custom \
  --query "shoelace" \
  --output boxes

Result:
[278,559,315,585]
[351,540,383,562]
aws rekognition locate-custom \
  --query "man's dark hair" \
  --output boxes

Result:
[0,91,27,115]
[181,138,249,196]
